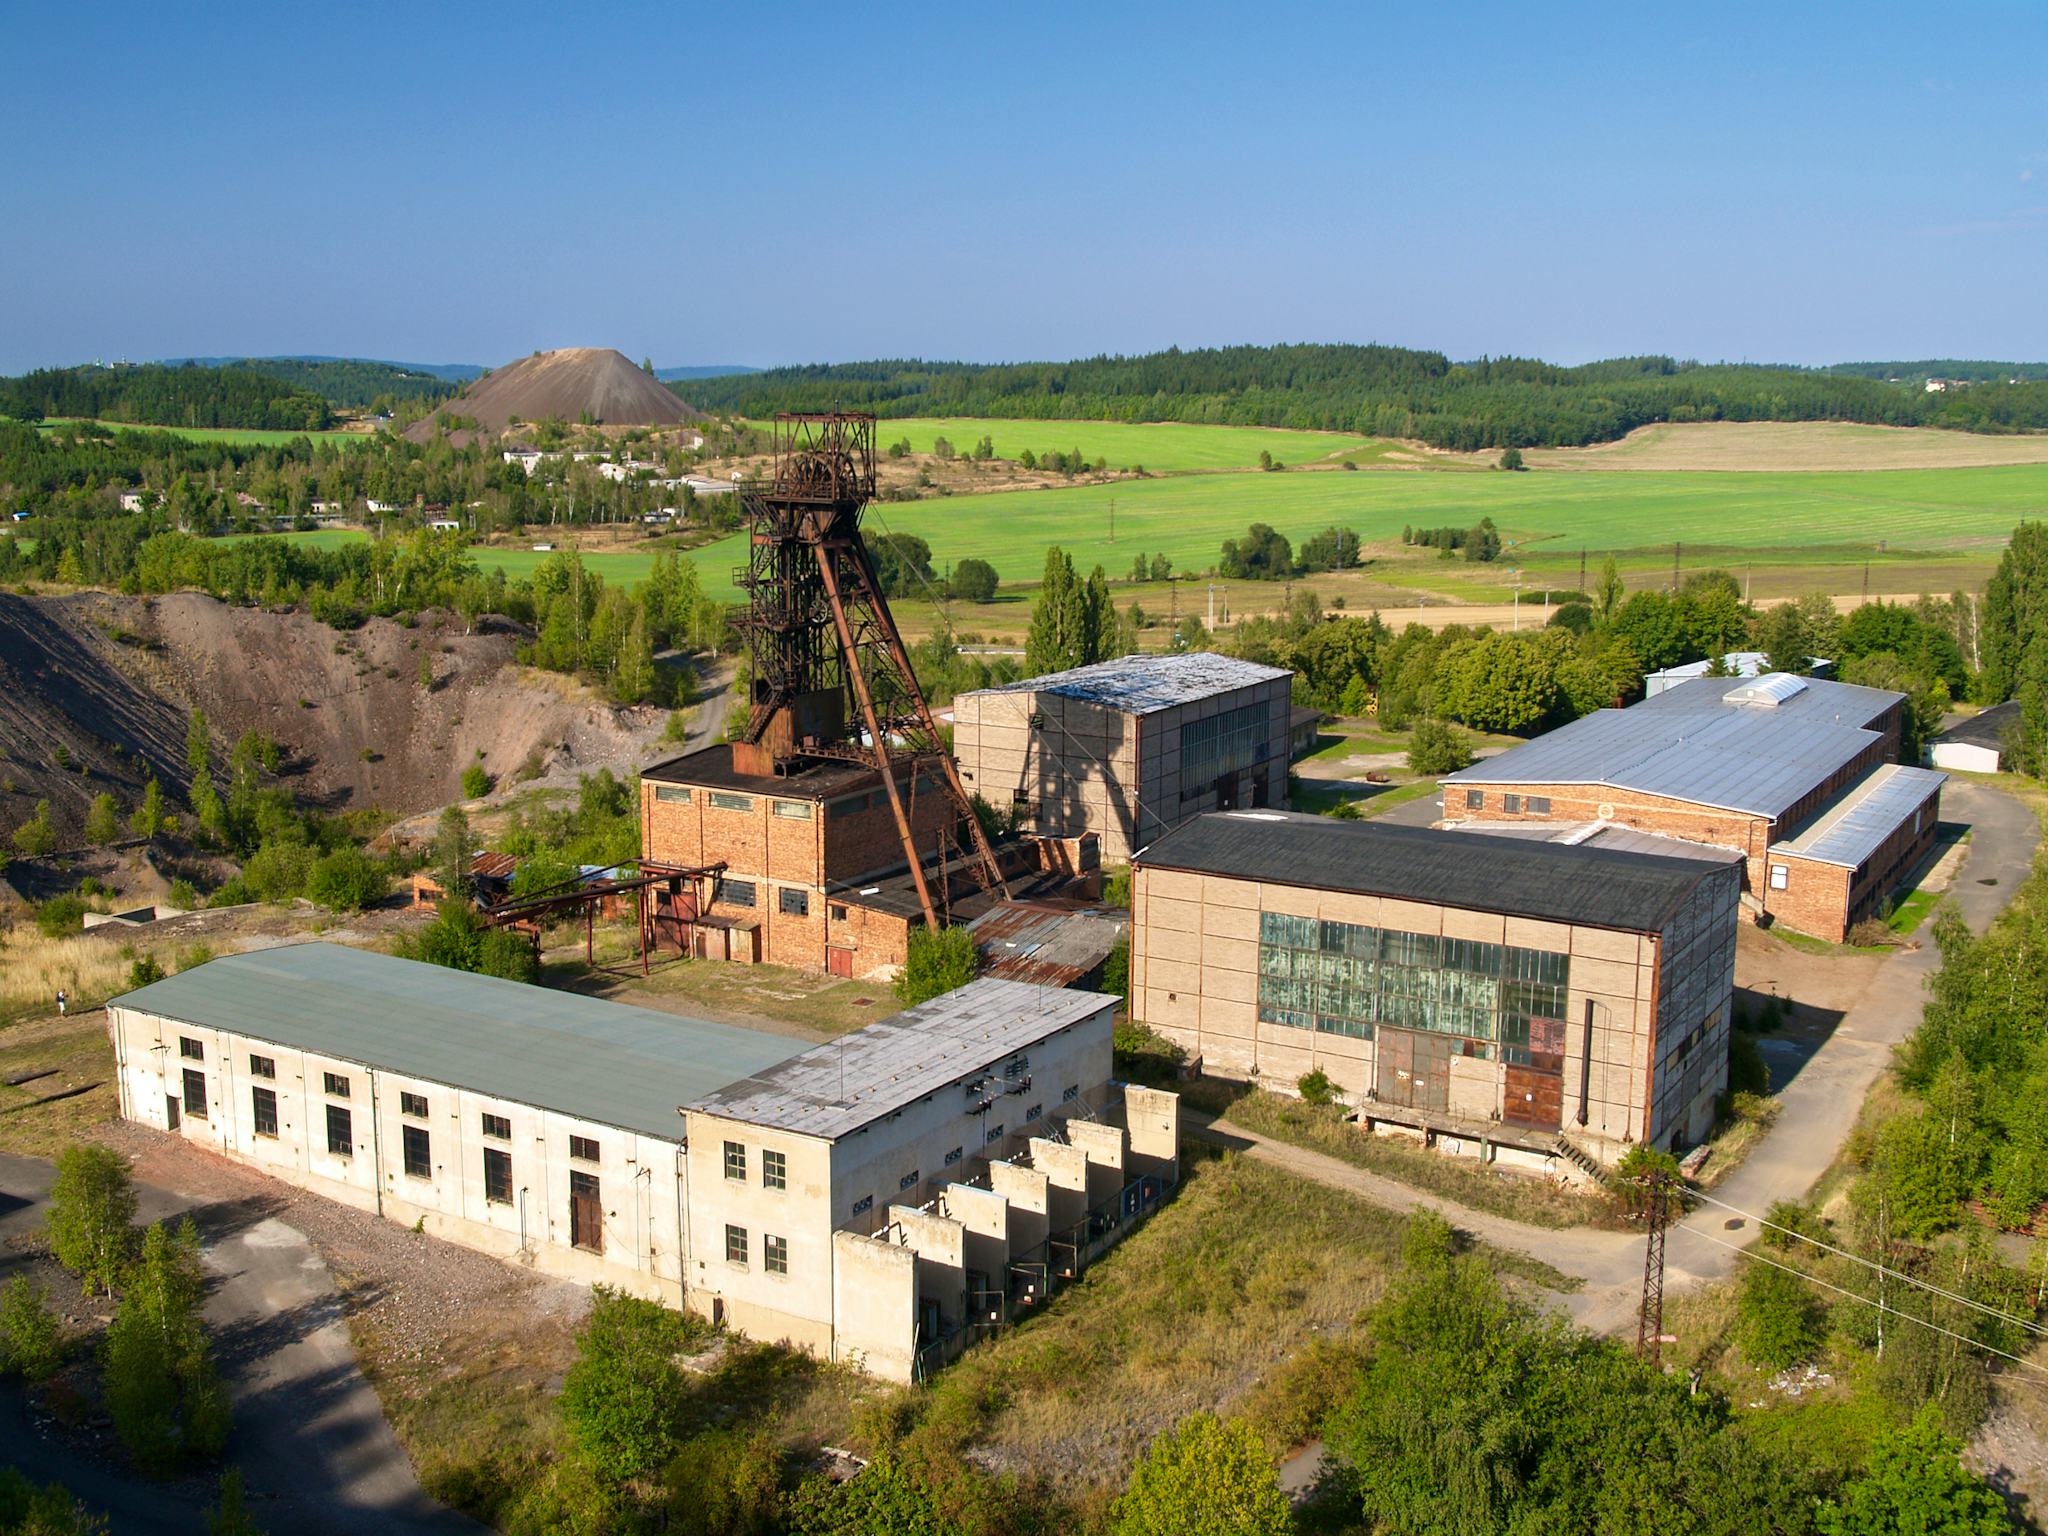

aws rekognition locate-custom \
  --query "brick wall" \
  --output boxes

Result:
[1766,778,1940,943]
[1760,859,1853,942]
[1455,784,1773,891]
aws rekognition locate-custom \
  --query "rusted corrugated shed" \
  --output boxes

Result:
[969,902,1126,989]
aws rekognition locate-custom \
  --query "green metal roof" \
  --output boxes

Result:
[111,942,799,1142]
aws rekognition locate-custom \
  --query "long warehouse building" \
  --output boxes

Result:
[108,943,1177,1381]
[1130,812,1740,1168]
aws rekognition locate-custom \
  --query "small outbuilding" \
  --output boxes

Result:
[1927,701,2018,775]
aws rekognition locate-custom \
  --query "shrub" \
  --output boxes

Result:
[1297,1069,1337,1106]
[11,800,57,857]
[306,847,388,913]
[168,878,202,909]
[241,839,315,903]
[35,894,89,938]
[559,1286,702,1482]
[46,1144,137,1296]
[949,557,999,602]
[1759,1198,1823,1251]
[1848,917,1895,947]
[661,1430,784,1536]
[1727,1032,1770,1098]
[84,792,121,846]
[1406,717,1474,775]
[0,1275,65,1381]
[1735,1257,1823,1370]
[396,900,539,983]
[1111,1412,1291,1536]
[102,1220,230,1472]
[1498,446,1526,471]
[1100,939,1129,1007]
[1114,1018,1186,1086]
[1102,864,1132,908]
[894,924,977,1006]
[460,760,492,799]
[127,954,165,989]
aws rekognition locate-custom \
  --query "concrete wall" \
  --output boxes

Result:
[108,1007,685,1301]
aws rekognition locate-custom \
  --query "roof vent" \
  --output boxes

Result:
[1725,673,1808,708]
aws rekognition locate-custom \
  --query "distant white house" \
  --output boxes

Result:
[681,474,737,497]
[429,518,461,533]
[366,499,400,514]
[1928,701,2018,774]
[119,490,147,513]
[309,500,341,516]
[1925,378,1953,393]
[643,507,681,524]
[502,446,546,475]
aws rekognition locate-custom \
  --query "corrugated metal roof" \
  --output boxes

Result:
[111,943,797,1142]
[1446,820,1747,865]
[967,653,1289,714]
[1135,811,1732,933]
[690,977,1114,1140]
[1771,764,1946,869]
[968,902,1127,987]
[1443,673,1903,819]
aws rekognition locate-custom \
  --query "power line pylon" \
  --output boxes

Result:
[1636,1169,1677,1366]
[730,412,1005,931]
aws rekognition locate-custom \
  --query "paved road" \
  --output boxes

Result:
[0,1153,477,1535]
[1207,780,2039,1335]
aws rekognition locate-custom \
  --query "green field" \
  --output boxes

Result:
[38,417,369,447]
[248,457,2048,608]
[747,416,1406,472]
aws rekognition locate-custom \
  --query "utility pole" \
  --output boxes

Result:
[1636,1170,1676,1367]
[1671,541,1681,595]
[1579,547,1587,592]
[1862,562,1870,603]
[1207,583,1217,630]
[1108,497,1115,543]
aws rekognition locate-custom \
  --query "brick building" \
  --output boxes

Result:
[1129,812,1740,1167]
[951,653,1293,866]
[1441,673,1941,942]
[640,745,958,974]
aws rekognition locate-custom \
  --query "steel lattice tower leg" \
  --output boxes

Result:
[1636,1173,1671,1365]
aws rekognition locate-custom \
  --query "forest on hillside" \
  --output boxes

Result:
[0,364,335,431]
[214,357,461,409]
[676,345,2048,450]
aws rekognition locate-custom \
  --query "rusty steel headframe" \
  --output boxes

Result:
[730,412,1004,928]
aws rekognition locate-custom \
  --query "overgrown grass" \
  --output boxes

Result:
[1355,779,1441,820]
[0,924,140,1026]
[1220,1090,1621,1233]
[0,1013,117,1157]
[548,935,898,1037]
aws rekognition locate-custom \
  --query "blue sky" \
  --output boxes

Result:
[2,1,2043,372]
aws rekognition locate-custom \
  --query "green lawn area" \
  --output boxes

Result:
[746,416,1409,473]
[38,417,370,447]
[1887,886,1941,935]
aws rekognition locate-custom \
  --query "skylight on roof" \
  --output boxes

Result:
[1725,674,1808,707]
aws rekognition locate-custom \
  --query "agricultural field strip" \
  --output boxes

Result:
[35,417,370,447]
[740,415,1399,472]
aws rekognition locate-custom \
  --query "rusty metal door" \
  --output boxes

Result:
[827,946,854,978]
[1409,1033,1452,1113]
[1375,1028,1415,1106]
[1503,1065,1564,1130]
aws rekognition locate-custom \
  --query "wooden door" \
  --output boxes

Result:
[165,1093,180,1131]
[1503,1065,1564,1130]
[569,1171,603,1254]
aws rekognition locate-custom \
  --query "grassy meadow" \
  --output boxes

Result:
[752,416,1413,473]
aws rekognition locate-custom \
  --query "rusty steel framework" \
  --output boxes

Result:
[732,412,1005,928]
[1635,1170,1678,1365]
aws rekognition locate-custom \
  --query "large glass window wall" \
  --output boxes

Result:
[1180,703,1269,797]
[1256,911,1570,1062]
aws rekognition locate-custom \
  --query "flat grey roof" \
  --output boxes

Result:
[1771,764,1946,869]
[111,943,798,1143]
[1933,700,2018,752]
[1443,673,1902,820]
[967,652,1289,714]
[1446,820,1747,866]
[1135,811,1732,933]
[691,977,1113,1140]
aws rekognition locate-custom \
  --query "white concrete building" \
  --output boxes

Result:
[107,944,1174,1381]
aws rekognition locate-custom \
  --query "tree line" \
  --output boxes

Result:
[675,344,2048,450]
[0,363,335,431]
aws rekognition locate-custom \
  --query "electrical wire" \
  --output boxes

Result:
[1678,1188,2048,1340]
[1685,1227,2048,1386]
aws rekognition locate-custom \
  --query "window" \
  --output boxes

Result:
[985,1123,1005,1145]
[771,800,813,820]
[654,784,691,804]
[762,1149,786,1190]
[899,1169,920,1191]
[400,1091,428,1118]
[1063,1084,1080,1103]
[725,1224,748,1265]
[1465,789,1485,810]
[249,1053,275,1079]
[944,1145,963,1166]
[1503,794,1522,814]
[1770,864,1789,891]
[326,1104,353,1157]
[1179,702,1269,798]
[402,1125,432,1179]
[1527,796,1551,814]
[721,878,757,908]
[779,887,810,918]
[182,1068,207,1118]
[179,1037,204,1061]
[764,1234,788,1275]
[851,1194,873,1217]
[708,791,753,812]
[1025,1103,1042,1122]
[724,1140,746,1180]
[251,1086,278,1137]
[484,1147,512,1204]
[481,1112,511,1140]
[570,1171,602,1253]
[569,1134,600,1163]
[323,1072,350,1099]
[830,903,849,921]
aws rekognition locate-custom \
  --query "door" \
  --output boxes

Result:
[165,1093,180,1131]
[569,1170,603,1254]
[827,946,854,978]
[1503,1065,1564,1130]
[1375,1028,1414,1107]
[1409,1033,1452,1114]
[1214,771,1239,811]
